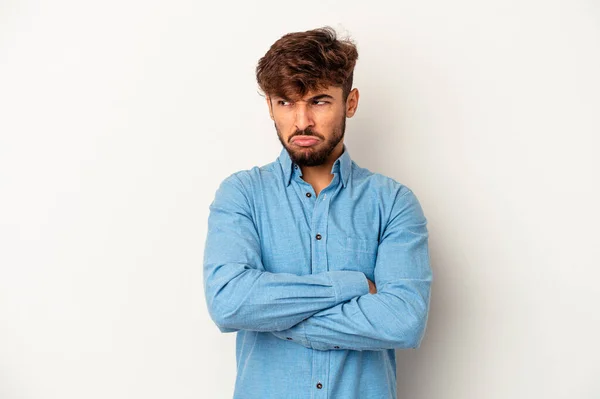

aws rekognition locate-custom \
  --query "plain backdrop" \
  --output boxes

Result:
[1,1,599,398]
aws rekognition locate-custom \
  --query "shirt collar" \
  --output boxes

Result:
[278,143,352,188]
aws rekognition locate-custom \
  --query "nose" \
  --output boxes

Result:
[294,103,314,132]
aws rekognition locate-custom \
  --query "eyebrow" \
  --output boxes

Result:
[309,94,334,101]
[275,94,335,102]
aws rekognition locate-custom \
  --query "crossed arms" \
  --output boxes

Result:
[203,173,432,351]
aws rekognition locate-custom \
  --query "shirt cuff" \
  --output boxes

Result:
[328,270,370,303]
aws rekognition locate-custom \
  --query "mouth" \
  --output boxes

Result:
[291,136,321,147]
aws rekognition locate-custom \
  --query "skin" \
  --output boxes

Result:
[266,86,357,193]
[266,84,377,294]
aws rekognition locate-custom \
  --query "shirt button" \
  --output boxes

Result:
[316,382,323,389]
[294,165,298,169]
[306,192,312,197]
[315,234,322,240]
[286,337,293,340]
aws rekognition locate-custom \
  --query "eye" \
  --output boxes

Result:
[277,100,292,106]
[313,100,328,106]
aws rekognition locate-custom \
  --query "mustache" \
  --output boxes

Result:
[290,127,323,140]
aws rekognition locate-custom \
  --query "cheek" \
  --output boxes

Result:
[318,113,343,131]
[273,117,285,129]
[274,113,294,127]
[273,118,295,138]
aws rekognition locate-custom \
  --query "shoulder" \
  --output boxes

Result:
[352,162,415,199]
[214,159,279,200]
[219,160,277,189]
[351,163,426,225]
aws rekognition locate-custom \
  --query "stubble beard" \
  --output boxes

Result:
[275,116,346,167]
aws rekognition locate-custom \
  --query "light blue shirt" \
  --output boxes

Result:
[203,144,432,399]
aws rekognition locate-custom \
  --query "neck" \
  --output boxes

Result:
[299,143,344,184]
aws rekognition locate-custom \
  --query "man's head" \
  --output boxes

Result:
[256,27,359,167]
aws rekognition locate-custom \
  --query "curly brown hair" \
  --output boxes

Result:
[256,26,358,102]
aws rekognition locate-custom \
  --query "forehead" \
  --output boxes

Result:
[273,85,343,101]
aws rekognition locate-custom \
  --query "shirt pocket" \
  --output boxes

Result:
[341,236,379,277]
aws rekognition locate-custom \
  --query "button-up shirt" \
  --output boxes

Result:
[203,144,432,399]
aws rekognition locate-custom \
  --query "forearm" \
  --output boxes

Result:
[272,188,432,350]
[204,265,370,332]
[271,278,431,350]
[203,173,370,333]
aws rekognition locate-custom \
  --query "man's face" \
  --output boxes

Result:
[267,86,358,167]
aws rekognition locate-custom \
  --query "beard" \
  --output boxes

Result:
[275,116,346,167]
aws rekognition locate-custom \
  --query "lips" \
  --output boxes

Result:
[291,136,320,147]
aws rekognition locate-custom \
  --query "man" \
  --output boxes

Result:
[203,26,432,399]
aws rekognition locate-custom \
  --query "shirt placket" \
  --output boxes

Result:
[292,164,339,398]
[312,186,332,399]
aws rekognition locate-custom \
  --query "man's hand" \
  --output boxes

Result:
[367,278,377,294]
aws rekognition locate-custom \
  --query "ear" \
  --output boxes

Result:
[266,96,274,120]
[345,88,359,118]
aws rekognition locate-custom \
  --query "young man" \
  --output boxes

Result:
[203,27,432,399]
